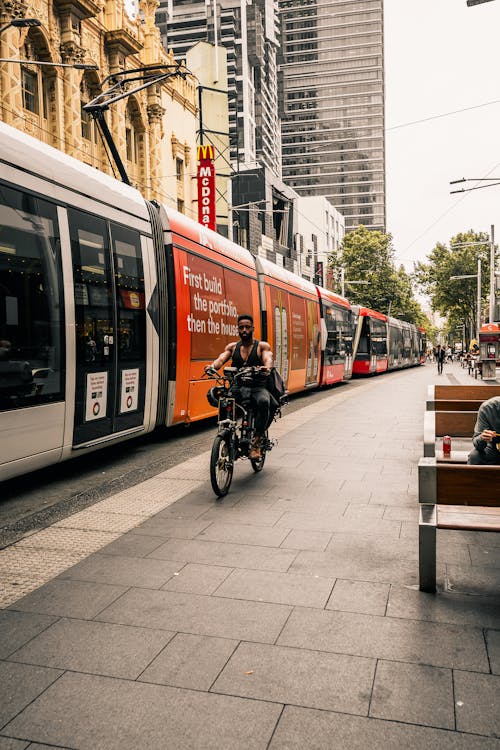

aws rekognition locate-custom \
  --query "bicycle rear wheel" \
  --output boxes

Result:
[210,433,233,497]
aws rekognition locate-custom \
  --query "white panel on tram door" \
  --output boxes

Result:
[69,209,115,445]
[69,209,147,446]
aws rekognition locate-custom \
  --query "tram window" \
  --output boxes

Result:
[69,211,113,367]
[358,336,368,354]
[111,225,145,363]
[0,185,64,409]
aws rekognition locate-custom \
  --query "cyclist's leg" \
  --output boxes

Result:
[251,387,271,437]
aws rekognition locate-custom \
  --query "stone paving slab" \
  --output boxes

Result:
[138,632,238,690]
[277,607,490,671]
[161,562,233,594]
[131,517,213,539]
[213,568,335,608]
[11,579,128,619]
[0,661,62,728]
[369,659,455,729]
[289,547,419,586]
[0,611,58,660]
[268,706,500,749]
[8,618,175,679]
[0,738,30,749]
[486,629,500,674]
[196,521,291,547]
[212,641,375,714]
[58,553,182,588]
[2,672,283,750]
[147,538,297,571]
[326,578,390,616]
[386,585,500,629]
[97,531,167,558]
[454,670,500,736]
[279,528,333,551]
[96,587,292,643]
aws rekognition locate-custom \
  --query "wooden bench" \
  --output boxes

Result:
[426,384,500,411]
[418,458,500,592]
[423,410,477,459]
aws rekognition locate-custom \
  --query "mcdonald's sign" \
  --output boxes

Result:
[197,145,216,231]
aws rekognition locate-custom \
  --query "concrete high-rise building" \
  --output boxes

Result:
[279,0,385,232]
[156,0,282,178]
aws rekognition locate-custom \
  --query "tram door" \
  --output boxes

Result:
[69,209,146,446]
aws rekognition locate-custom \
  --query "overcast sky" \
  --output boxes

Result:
[384,0,500,271]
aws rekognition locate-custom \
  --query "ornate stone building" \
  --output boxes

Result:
[0,0,199,214]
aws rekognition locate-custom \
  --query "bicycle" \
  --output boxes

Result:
[204,365,278,497]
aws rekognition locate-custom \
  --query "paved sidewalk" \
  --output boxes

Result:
[1,362,499,749]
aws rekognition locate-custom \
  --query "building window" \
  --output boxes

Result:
[126,127,138,164]
[176,158,184,181]
[81,106,93,140]
[22,68,39,114]
[177,199,184,214]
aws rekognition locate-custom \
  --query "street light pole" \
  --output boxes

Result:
[450,262,482,341]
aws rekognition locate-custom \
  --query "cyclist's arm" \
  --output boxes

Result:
[258,341,273,372]
[208,343,235,371]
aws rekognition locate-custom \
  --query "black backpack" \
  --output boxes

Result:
[267,367,288,406]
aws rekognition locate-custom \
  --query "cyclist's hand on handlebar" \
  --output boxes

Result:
[259,366,271,376]
[204,365,218,376]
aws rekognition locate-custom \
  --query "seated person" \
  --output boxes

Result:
[205,314,273,459]
[467,395,500,465]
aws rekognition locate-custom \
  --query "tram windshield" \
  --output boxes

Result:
[0,185,65,410]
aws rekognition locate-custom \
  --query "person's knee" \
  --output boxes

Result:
[467,449,483,465]
[467,449,499,465]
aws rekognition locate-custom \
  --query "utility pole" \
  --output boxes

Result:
[489,224,496,322]
[477,257,482,337]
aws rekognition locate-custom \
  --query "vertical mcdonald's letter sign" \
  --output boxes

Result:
[197,145,216,232]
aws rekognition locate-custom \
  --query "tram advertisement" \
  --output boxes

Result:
[181,253,253,358]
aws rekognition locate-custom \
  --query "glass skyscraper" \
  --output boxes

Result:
[279,0,385,232]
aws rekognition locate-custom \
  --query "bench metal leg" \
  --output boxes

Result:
[419,504,437,593]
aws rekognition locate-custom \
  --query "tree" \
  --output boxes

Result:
[329,225,425,325]
[414,230,491,345]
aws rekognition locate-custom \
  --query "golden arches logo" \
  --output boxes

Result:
[197,145,215,161]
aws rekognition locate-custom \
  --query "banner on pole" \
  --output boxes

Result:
[197,144,216,232]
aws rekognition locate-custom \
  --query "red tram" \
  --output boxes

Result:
[0,122,421,481]
[352,306,424,376]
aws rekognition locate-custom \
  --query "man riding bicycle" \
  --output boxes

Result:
[205,314,273,460]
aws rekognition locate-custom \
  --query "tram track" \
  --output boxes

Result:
[0,382,365,549]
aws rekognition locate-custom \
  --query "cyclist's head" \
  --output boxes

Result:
[237,314,254,341]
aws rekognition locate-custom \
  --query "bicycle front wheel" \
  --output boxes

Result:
[210,433,234,497]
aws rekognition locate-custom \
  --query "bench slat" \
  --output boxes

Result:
[435,411,477,437]
[433,400,483,412]
[437,464,500,506]
[436,450,469,463]
[437,504,500,532]
[433,385,500,400]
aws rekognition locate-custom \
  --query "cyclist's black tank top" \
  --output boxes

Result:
[232,340,262,368]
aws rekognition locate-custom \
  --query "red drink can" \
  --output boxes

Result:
[443,435,451,456]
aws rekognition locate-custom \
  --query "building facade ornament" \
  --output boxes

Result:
[0,0,199,216]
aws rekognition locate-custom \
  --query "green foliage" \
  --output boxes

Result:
[328,225,426,325]
[413,229,491,342]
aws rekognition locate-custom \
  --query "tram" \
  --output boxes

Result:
[351,306,424,376]
[0,122,420,481]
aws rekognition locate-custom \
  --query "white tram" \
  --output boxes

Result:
[0,122,160,481]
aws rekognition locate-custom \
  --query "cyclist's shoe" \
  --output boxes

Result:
[249,435,262,459]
